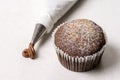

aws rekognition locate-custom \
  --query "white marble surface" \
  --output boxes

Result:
[0,0,120,80]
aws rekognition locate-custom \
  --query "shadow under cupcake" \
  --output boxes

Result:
[52,19,106,72]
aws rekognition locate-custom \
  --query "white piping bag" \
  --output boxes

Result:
[22,0,78,59]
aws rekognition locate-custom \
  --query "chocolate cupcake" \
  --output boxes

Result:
[53,19,106,72]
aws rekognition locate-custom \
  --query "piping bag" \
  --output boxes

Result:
[22,0,78,59]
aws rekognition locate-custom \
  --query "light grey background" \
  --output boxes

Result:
[0,0,119,80]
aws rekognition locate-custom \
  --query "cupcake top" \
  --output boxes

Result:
[54,19,106,57]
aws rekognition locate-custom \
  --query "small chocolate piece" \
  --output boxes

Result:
[22,43,35,59]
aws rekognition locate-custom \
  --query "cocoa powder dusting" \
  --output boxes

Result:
[55,19,106,57]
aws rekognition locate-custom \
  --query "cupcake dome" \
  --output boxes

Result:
[55,19,106,57]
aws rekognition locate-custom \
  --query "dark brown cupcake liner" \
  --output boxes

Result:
[52,21,106,72]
